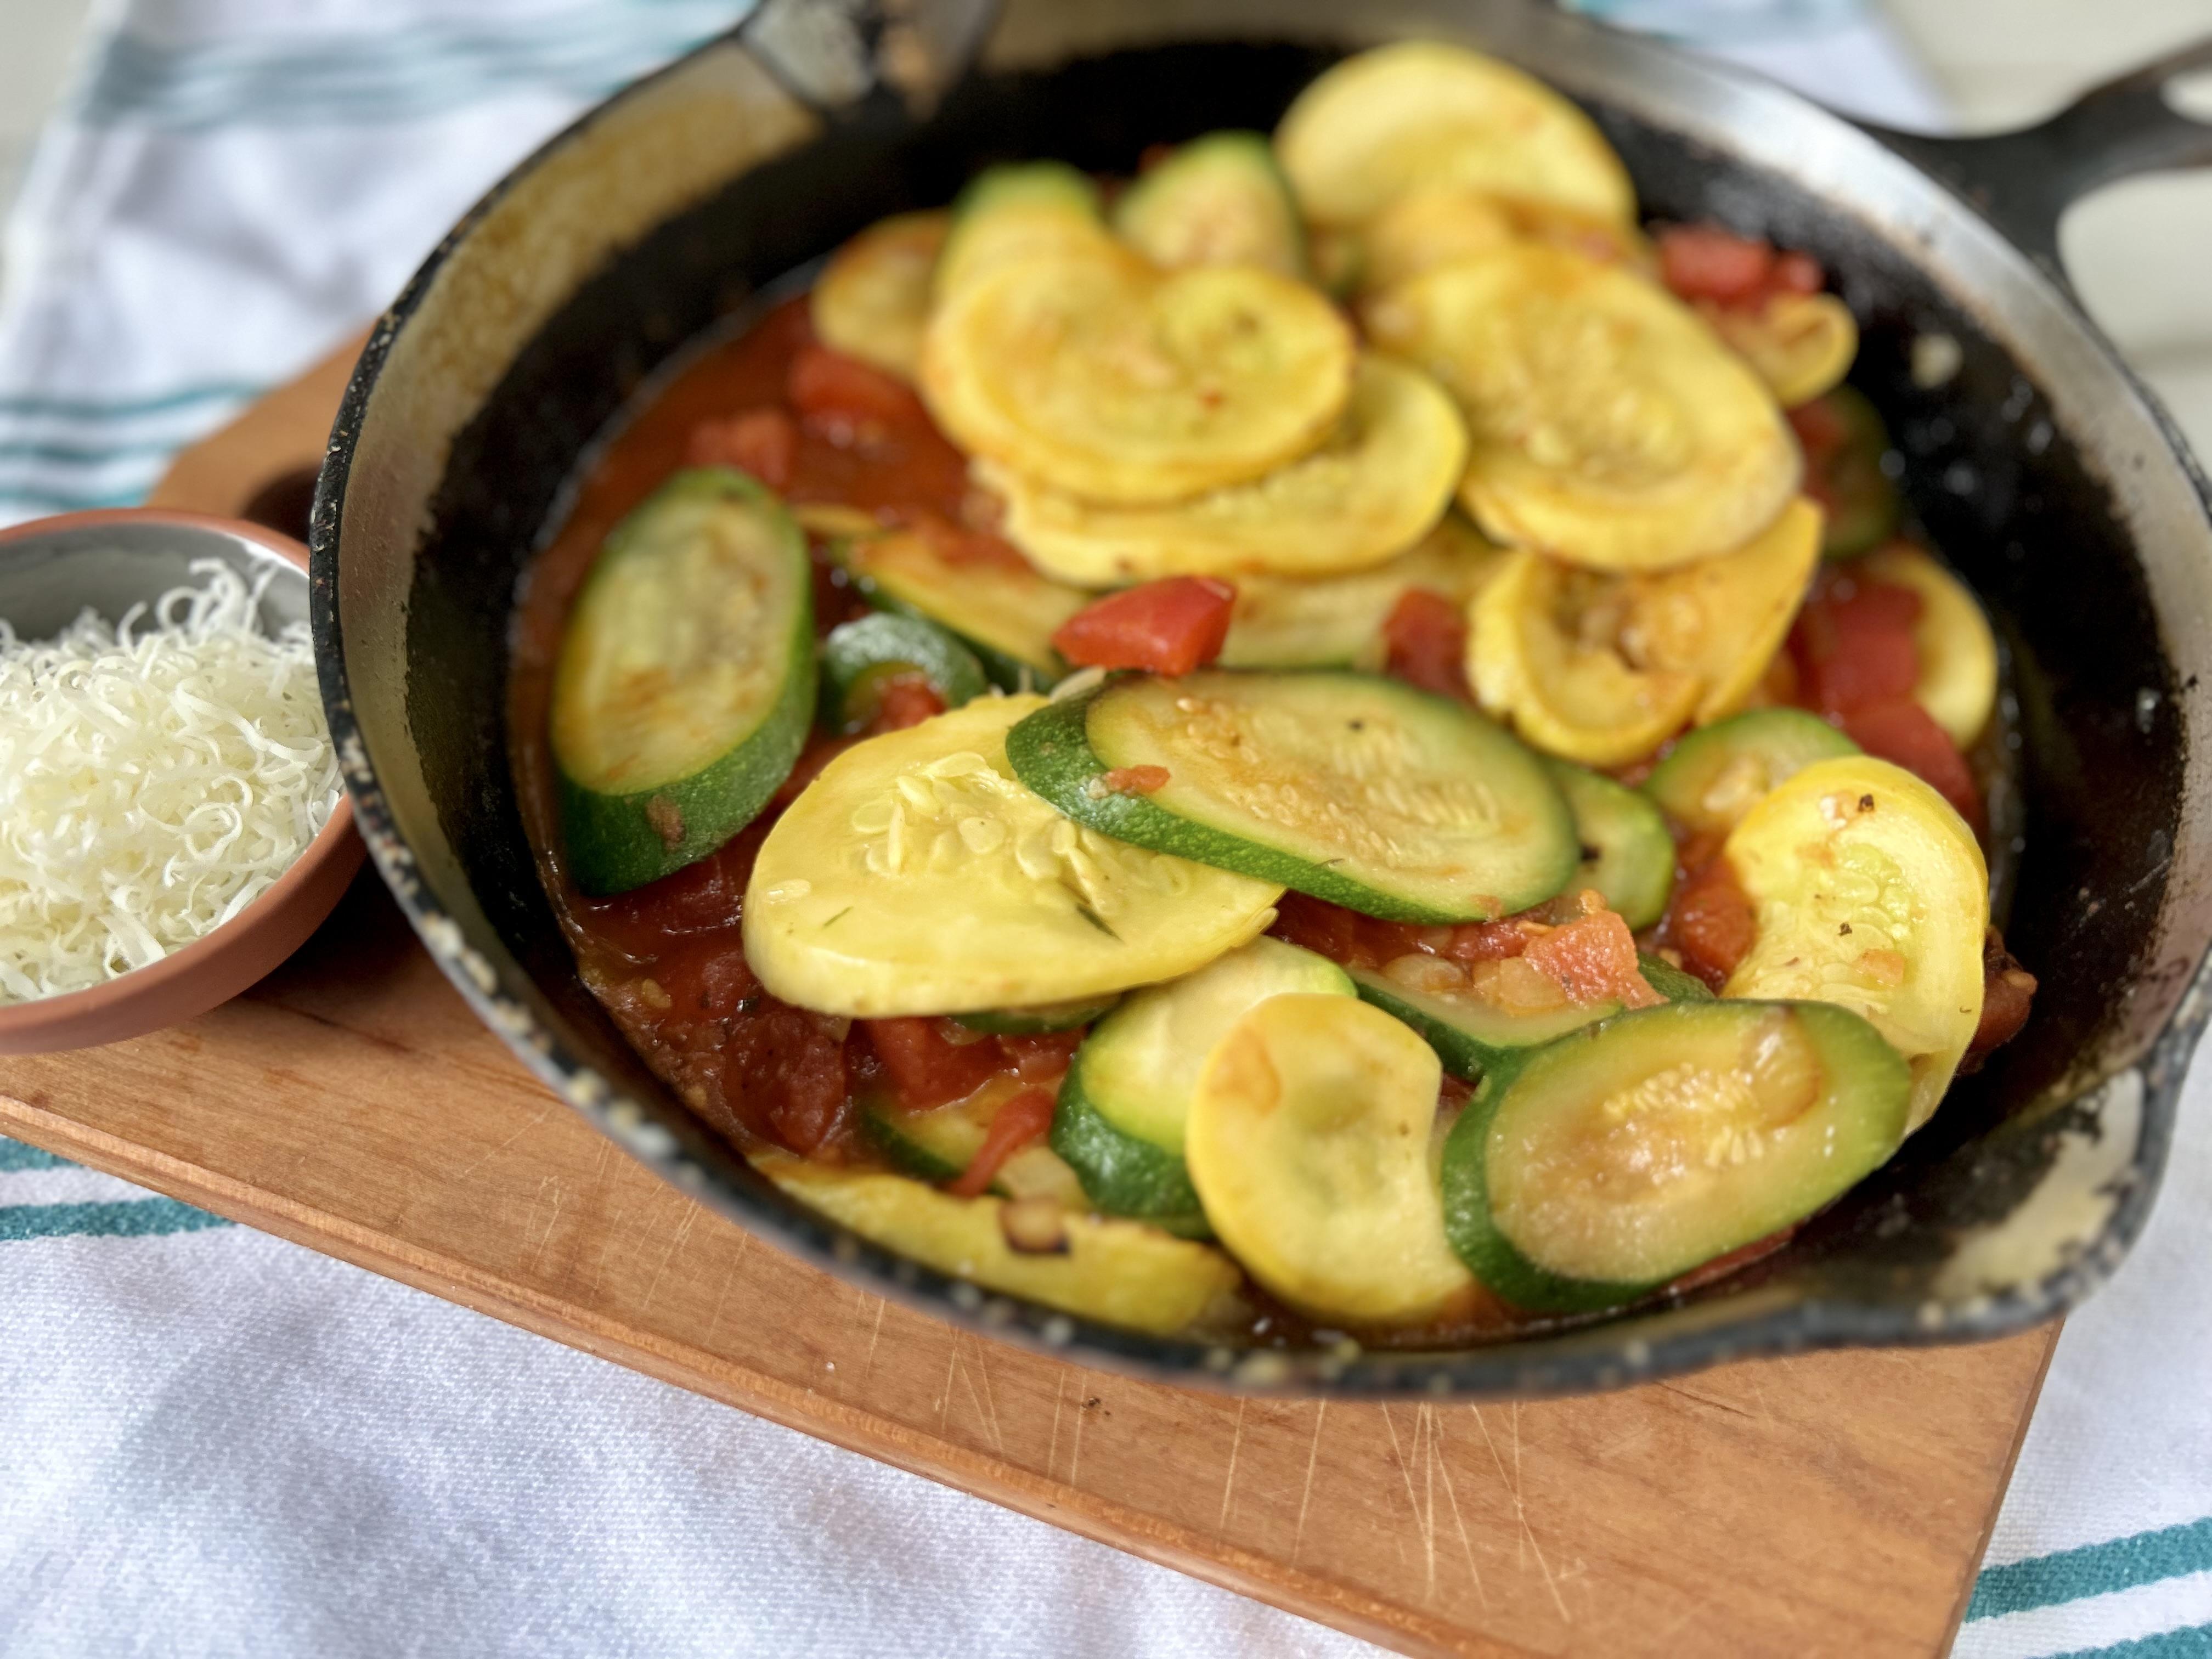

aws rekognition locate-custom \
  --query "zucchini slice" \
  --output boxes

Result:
[1275,41,1636,228]
[1801,386,1901,560]
[743,695,1283,1017]
[951,995,1120,1036]
[920,246,1355,506]
[835,529,1087,688]
[1637,953,1714,1003]
[934,161,1108,303]
[1722,756,1987,1131]
[1643,708,1860,838]
[862,1079,1087,1204]
[1350,957,1618,1085]
[1186,993,1477,1325]
[984,355,1465,584]
[551,467,814,895]
[1218,512,1508,670]
[811,210,947,382]
[758,1153,1242,1337]
[1548,761,1674,930]
[1364,242,1800,572]
[820,611,988,734]
[1053,937,1352,1235]
[1008,670,1579,924]
[1439,999,1909,1312]
[1705,292,1858,410]
[1860,544,1999,747]
[1112,130,1307,278]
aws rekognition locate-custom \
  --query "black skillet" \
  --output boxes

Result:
[311,0,2212,1396]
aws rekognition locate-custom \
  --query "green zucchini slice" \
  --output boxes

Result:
[861,1080,1087,1204]
[1008,670,1578,923]
[934,161,1108,302]
[1637,952,1714,1004]
[951,995,1121,1036]
[1186,993,1477,1325]
[1548,760,1674,930]
[1053,937,1352,1235]
[1440,999,1910,1312]
[1643,708,1860,838]
[820,611,989,734]
[1112,131,1307,278]
[551,467,814,895]
[836,529,1087,689]
[759,1153,1242,1337]
[743,695,1283,1017]
[1348,960,1618,1085]
[1802,386,1901,560]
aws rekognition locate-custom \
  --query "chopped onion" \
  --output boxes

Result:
[0,558,339,1003]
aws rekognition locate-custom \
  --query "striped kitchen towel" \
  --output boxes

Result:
[10,4,2205,1657]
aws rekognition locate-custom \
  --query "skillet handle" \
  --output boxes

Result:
[1860,37,2212,278]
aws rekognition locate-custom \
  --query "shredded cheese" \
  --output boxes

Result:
[0,558,339,1003]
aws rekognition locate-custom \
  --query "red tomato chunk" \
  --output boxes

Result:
[1657,223,1827,310]
[947,1087,1057,1199]
[1382,587,1471,701]
[1521,908,1660,1007]
[866,674,946,734]
[1660,854,1759,991]
[865,1018,1007,1110]
[1841,699,1982,828]
[686,406,797,489]
[1052,577,1236,676]
[787,343,928,434]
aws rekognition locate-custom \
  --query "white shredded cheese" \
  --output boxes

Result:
[0,557,340,1003]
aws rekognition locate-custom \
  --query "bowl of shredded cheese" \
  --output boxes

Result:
[0,509,362,1053]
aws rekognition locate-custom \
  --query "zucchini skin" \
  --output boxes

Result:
[1007,677,1560,924]
[555,469,814,896]
[820,611,988,732]
[1050,1070,1212,1239]
[1636,953,1714,1003]
[953,996,1119,1036]
[1348,967,1613,1084]
[1547,760,1675,930]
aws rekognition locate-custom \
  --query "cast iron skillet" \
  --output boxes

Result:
[311,0,2212,1396]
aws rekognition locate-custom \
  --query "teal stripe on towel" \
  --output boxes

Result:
[0,1139,73,1173]
[0,383,262,421]
[2053,1624,2212,1659]
[0,1198,232,1242]
[1970,1517,2212,1621]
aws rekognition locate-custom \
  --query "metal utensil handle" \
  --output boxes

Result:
[1864,36,2212,278]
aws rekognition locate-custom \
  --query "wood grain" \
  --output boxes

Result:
[0,337,2057,1658]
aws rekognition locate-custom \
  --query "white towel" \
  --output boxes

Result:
[12,7,2201,1657]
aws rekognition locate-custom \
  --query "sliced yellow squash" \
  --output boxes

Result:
[1220,512,1509,669]
[1468,549,1701,766]
[1359,186,1652,295]
[1275,41,1636,228]
[1860,544,1999,747]
[811,211,947,381]
[1364,241,1801,572]
[982,355,1466,583]
[933,161,1110,303]
[758,1154,1241,1336]
[1723,756,1987,1132]
[1185,994,1478,1324]
[1620,497,1823,723]
[743,695,1284,1017]
[921,248,1356,506]
[834,528,1090,684]
[1704,292,1858,410]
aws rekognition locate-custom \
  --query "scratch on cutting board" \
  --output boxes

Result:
[636,1199,700,1316]
[935,1335,1006,1455]
[1215,1400,1248,1539]
[1047,1375,1066,1482]
[1470,1404,1571,1625]
[968,1340,1006,1457]
[1379,1406,1427,1584]
[1422,1404,1487,1609]
[1069,1382,1086,1488]
[1290,1401,1328,1567]
[526,1176,566,1274]
[453,1105,555,1184]
[858,1294,888,1389]
[1658,1380,1759,1423]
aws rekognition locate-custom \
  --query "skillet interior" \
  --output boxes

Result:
[318,2,2212,1395]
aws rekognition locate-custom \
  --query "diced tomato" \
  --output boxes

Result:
[1658,225,1776,307]
[866,674,945,734]
[1791,572,1923,717]
[788,343,928,433]
[1773,250,1825,295]
[947,1087,1057,1199]
[577,822,760,953]
[1268,890,1536,971]
[720,1002,851,1154]
[687,406,798,489]
[865,1018,1007,1110]
[1787,396,1846,462]
[1098,765,1170,795]
[1382,587,1471,701]
[1052,577,1236,676]
[1521,909,1660,1007]
[1662,855,1759,990]
[1839,698,1982,827]
[998,1030,1085,1085]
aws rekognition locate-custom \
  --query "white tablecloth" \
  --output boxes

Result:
[4,4,2205,1655]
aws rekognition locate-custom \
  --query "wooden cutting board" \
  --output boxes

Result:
[0,338,2056,1658]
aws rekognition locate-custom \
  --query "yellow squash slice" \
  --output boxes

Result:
[1620,497,1824,723]
[759,1155,1242,1336]
[1359,186,1653,295]
[744,696,1283,1017]
[1723,757,1987,1132]
[1860,543,1999,747]
[1185,994,1479,1325]
[1365,242,1801,572]
[933,162,1111,303]
[1275,41,1637,229]
[835,528,1090,682]
[922,247,1356,506]
[1469,549,1701,766]
[982,355,1466,583]
[810,211,948,382]
[1704,292,1859,410]
[1220,512,1509,669]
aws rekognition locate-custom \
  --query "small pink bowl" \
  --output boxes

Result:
[0,509,364,1054]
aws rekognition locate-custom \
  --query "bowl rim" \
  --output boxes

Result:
[0,507,363,1050]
